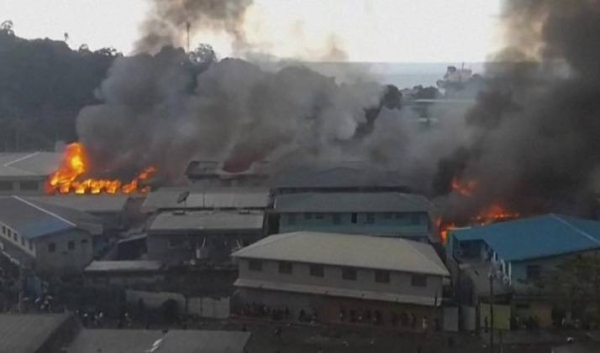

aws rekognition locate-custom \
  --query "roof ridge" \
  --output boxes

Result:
[13,196,76,227]
[552,214,600,246]
[3,151,39,167]
[402,239,447,274]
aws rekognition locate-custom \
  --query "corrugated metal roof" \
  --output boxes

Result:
[26,195,129,213]
[0,313,71,353]
[85,260,163,272]
[0,152,61,177]
[235,278,439,306]
[0,196,103,239]
[142,187,269,213]
[67,329,251,353]
[452,214,600,262]
[149,210,264,232]
[233,232,449,276]
[274,192,431,213]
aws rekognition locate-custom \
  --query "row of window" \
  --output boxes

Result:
[0,180,39,191]
[287,213,422,226]
[1,224,33,251]
[248,260,427,287]
[47,239,88,253]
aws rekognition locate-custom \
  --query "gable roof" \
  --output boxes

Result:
[274,192,431,213]
[0,313,71,353]
[0,196,102,239]
[0,152,61,178]
[67,329,251,353]
[452,214,600,262]
[26,195,129,214]
[233,231,449,276]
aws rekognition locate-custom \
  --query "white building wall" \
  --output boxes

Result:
[238,258,443,302]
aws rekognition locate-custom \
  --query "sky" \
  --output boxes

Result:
[0,0,502,63]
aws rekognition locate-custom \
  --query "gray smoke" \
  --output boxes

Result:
[136,0,253,54]
[76,46,399,182]
[435,0,600,219]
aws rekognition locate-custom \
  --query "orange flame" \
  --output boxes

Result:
[46,142,156,195]
[451,177,477,197]
[473,203,520,225]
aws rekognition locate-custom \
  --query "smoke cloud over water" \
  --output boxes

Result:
[435,0,600,219]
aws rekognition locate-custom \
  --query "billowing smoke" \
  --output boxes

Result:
[435,0,600,219]
[136,0,253,54]
[76,45,402,182]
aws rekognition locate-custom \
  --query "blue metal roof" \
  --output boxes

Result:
[452,214,600,262]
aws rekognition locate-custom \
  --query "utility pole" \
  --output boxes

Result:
[489,272,495,353]
[186,21,191,52]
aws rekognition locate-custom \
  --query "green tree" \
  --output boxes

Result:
[536,253,600,326]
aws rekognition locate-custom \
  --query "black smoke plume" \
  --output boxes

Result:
[136,0,253,54]
[435,0,600,219]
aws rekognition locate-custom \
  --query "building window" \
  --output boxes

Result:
[366,213,375,224]
[248,260,262,272]
[0,181,12,191]
[332,214,341,225]
[351,213,358,224]
[29,242,33,251]
[81,239,89,244]
[315,213,324,220]
[309,264,324,277]
[19,181,39,191]
[68,241,75,250]
[13,233,17,241]
[410,213,421,225]
[526,265,541,281]
[375,270,390,284]
[395,213,404,219]
[342,267,357,281]
[278,261,293,274]
[287,214,296,225]
[1,226,5,234]
[411,274,427,287]
[48,242,56,253]
[383,213,392,220]
[20,238,25,246]
[304,213,313,220]
[6,229,11,238]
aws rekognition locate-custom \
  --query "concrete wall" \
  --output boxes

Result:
[147,231,262,264]
[34,229,94,274]
[238,258,443,301]
[279,211,430,240]
[85,272,165,287]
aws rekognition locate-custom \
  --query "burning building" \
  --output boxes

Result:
[45,142,156,195]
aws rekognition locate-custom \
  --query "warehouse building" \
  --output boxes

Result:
[232,231,449,330]
[147,210,265,264]
[0,196,102,274]
[274,192,433,242]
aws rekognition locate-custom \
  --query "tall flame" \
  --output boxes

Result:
[46,142,156,195]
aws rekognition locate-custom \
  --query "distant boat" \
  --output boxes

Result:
[436,63,474,90]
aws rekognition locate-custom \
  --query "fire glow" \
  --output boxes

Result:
[46,143,156,195]
[437,178,521,243]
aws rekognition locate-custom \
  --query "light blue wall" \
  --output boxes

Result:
[279,212,430,240]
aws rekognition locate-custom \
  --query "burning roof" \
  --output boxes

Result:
[46,143,156,195]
